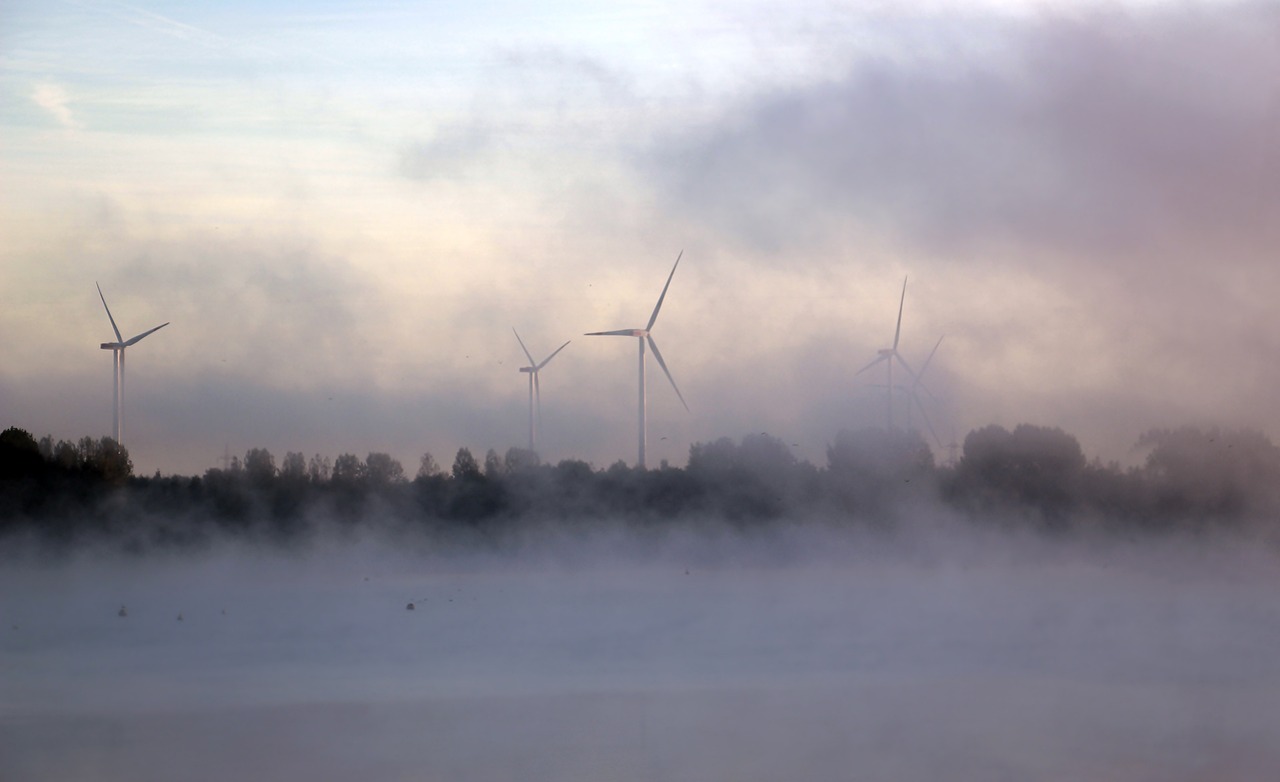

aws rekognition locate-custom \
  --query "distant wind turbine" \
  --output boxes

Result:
[97,283,168,447]
[586,251,689,469]
[855,276,920,431]
[513,329,570,454]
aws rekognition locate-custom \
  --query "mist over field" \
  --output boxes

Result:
[4,519,1280,781]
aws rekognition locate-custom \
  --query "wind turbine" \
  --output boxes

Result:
[513,329,570,454]
[855,276,919,431]
[97,283,168,447]
[586,250,689,469]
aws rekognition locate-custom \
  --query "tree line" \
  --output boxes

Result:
[3,422,1279,549]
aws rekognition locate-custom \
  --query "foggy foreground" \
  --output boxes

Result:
[3,522,1280,781]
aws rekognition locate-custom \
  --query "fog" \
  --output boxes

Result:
[4,521,1279,781]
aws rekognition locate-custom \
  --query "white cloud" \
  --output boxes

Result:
[32,82,79,130]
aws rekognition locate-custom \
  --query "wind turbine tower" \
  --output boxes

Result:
[586,251,689,469]
[97,283,169,447]
[513,329,570,453]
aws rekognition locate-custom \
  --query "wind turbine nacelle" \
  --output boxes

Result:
[101,343,121,350]
[519,367,534,373]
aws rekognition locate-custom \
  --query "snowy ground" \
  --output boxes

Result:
[3,524,1279,781]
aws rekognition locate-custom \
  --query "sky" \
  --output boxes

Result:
[1,0,1277,476]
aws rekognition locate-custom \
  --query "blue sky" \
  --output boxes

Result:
[2,0,1277,475]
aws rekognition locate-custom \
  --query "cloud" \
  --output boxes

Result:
[397,46,640,184]
[651,4,1280,262]
[31,83,78,130]
[399,123,496,182]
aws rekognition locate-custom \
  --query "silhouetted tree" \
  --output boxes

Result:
[327,453,368,519]
[365,452,405,487]
[826,427,935,518]
[551,459,596,516]
[600,460,643,514]
[0,427,44,480]
[448,447,503,521]
[307,453,332,483]
[201,466,252,523]
[51,439,79,471]
[687,433,799,520]
[272,450,311,523]
[281,452,307,481]
[244,448,277,489]
[951,424,1084,522]
[451,448,480,481]
[332,453,365,484]
[639,460,701,518]
[503,447,540,473]
[483,448,503,479]
[416,452,440,479]
[1138,426,1280,520]
[77,436,133,485]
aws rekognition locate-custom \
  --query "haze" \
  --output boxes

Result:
[3,0,1277,474]
[4,524,1280,780]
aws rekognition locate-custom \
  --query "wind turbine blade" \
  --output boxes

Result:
[123,322,169,347]
[536,340,571,370]
[513,328,536,365]
[647,335,688,411]
[912,335,944,403]
[854,354,888,377]
[586,329,641,337]
[97,283,123,343]
[892,275,907,350]
[645,250,683,331]
[913,392,942,449]
[915,335,944,385]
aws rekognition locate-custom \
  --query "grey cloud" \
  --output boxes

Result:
[399,123,497,182]
[624,4,1280,464]
[110,230,370,366]
[651,5,1280,261]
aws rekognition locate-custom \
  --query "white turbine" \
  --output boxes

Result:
[97,283,168,447]
[855,276,920,431]
[586,250,689,469]
[513,329,570,454]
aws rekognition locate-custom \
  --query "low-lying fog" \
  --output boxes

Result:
[4,522,1279,781]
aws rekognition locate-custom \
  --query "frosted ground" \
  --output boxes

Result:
[3,523,1279,781]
